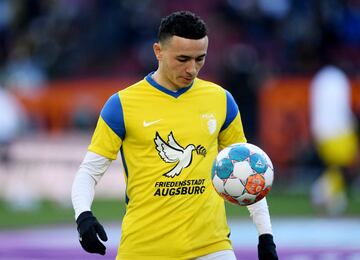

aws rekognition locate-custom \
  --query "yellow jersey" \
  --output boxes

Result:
[88,73,246,260]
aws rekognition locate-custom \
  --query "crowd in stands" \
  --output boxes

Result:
[0,0,359,143]
[0,0,359,87]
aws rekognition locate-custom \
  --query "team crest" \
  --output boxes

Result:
[201,113,217,134]
[154,131,206,178]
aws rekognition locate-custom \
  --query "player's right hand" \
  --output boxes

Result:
[76,211,108,255]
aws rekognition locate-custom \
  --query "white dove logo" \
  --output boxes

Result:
[154,131,206,178]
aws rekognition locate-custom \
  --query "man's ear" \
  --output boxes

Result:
[153,42,162,60]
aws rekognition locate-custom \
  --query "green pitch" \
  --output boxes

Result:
[0,192,359,229]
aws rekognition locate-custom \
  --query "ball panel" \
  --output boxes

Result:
[246,143,274,169]
[255,186,271,202]
[236,193,257,206]
[212,174,225,194]
[224,178,245,197]
[249,153,267,173]
[228,146,250,162]
[232,161,253,181]
[221,193,240,205]
[245,174,265,195]
[263,167,274,187]
[217,158,234,179]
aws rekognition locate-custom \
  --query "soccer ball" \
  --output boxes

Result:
[211,143,274,206]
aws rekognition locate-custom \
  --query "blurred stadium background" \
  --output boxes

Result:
[0,0,360,259]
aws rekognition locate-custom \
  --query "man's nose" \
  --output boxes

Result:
[185,60,196,75]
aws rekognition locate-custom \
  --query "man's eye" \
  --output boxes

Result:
[177,58,188,62]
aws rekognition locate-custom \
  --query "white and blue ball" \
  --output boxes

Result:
[211,143,274,206]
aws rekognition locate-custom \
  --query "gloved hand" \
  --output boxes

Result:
[258,233,278,260]
[76,211,108,255]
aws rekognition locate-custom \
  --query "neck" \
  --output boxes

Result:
[152,71,180,92]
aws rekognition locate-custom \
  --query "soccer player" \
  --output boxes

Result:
[72,11,278,260]
[310,65,358,216]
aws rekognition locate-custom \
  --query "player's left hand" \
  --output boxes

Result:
[257,233,278,260]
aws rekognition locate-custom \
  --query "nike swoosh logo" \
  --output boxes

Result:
[143,119,162,127]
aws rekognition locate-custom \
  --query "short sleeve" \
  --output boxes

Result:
[218,90,247,150]
[88,93,125,160]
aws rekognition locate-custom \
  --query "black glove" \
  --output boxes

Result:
[76,211,108,255]
[258,234,278,260]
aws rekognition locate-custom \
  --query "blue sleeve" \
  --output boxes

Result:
[221,90,239,131]
[100,93,126,139]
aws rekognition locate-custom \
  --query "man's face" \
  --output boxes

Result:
[154,35,208,90]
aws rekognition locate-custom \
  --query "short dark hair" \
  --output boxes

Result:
[158,11,208,42]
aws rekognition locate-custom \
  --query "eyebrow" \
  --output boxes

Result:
[176,54,207,59]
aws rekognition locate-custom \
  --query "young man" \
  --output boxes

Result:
[72,11,278,260]
[310,65,358,216]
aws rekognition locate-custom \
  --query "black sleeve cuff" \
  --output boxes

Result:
[76,211,94,225]
[259,234,275,245]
